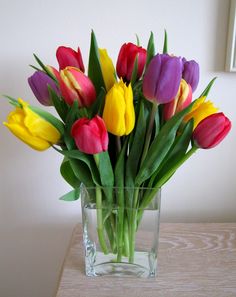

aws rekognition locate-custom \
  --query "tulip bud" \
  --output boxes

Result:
[163,79,192,121]
[143,54,183,104]
[59,66,96,107]
[56,46,85,72]
[28,71,60,106]
[71,116,108,154]
[193,113,231,149]
[103,80,135,136]
[3,98,61,151]
[184,97,218,129]
[182,59,199,92]
[116,42,147,82]
[99,48,116,91]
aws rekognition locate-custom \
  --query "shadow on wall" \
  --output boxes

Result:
[213,0,231,72]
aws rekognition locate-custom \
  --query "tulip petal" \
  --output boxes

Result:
[103,85,126,136]
[193,113,231,149]
[182,60,199,92]
[71,116,108,154]
[28,71,59,106]
[155,56,182,103]
[99,48,116,91]
[143,55,162,102]
[56,46,85,72]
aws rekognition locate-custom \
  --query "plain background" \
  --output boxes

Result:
[0,0,235,296]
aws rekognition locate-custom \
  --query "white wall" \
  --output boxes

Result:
[0,0,235,296]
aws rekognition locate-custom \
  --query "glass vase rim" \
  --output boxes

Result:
[80,185,161,191]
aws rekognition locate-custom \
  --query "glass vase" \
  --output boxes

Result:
[81,185,161,278]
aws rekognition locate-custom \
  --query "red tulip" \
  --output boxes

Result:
[71,116,108,154]
[116,42,147,82]
[59,67,96,107]
[193,112,231,149]
[56,46,85,72]
[163,79,192,121]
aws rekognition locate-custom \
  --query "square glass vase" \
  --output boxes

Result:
[81,185,161,278]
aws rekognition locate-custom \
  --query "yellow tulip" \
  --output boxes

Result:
[99,48,116,91]
[184,96,218,129]
[4,98,61,151]
[102,80,135,136]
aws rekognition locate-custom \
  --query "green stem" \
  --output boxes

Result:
[116,136,121,154]
[129,188,139,263]
[116,189,124,262]
[93,154,109,254]
[123,216,130,257]
[96,186,109,254]
[140,102,158,166]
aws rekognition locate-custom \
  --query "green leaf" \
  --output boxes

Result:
[3,95,21,107]
[89,87,106,117]
[33,54,57,82]
[154,105,160,138]
[130,56,139,86]
[64,101,79,150]
[48,86,68,122]
[145,32,155,69]
[114,138,128,188]
[135,34,140,46]
[60,157,81,188]
[163,30,168,54]
[97,151,114,187]
[96,151,114,204]
[88,30,105,94]
[29,65,42,72]
[126,100,147,187]
[199,77,217,98]
[59,188,80,201]
[135,101,195,185]
[151,119,194,186]
[53,147,100,186]
[29,105,65,136]
[69,159,95,187]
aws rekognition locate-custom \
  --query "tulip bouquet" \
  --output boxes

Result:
[3,31,231,266]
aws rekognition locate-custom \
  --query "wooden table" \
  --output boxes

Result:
[55,223,236,297]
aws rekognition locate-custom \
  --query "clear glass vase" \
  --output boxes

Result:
[81,185,161,278]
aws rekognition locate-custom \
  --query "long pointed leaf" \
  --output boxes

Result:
[126,100,147,187]
[59,188,80,201]
[33,54,57,81]
[30,105,65,136]
[151,119,193,186]
[48,86,68,122]
[135,101,195,185]
[145,32,155,69]
[199,77,217,98]
[89,87,106,117]
[114,138,128,188]
[97,151,114,187]
[163,30,168,54]
[88,31,105,94]
[131,56,139,85]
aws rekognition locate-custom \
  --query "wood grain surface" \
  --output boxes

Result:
[55,223,236,297]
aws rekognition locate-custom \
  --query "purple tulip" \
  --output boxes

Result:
[143,54,182,104]
[28,71,60,106]
[182,59,199,92]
